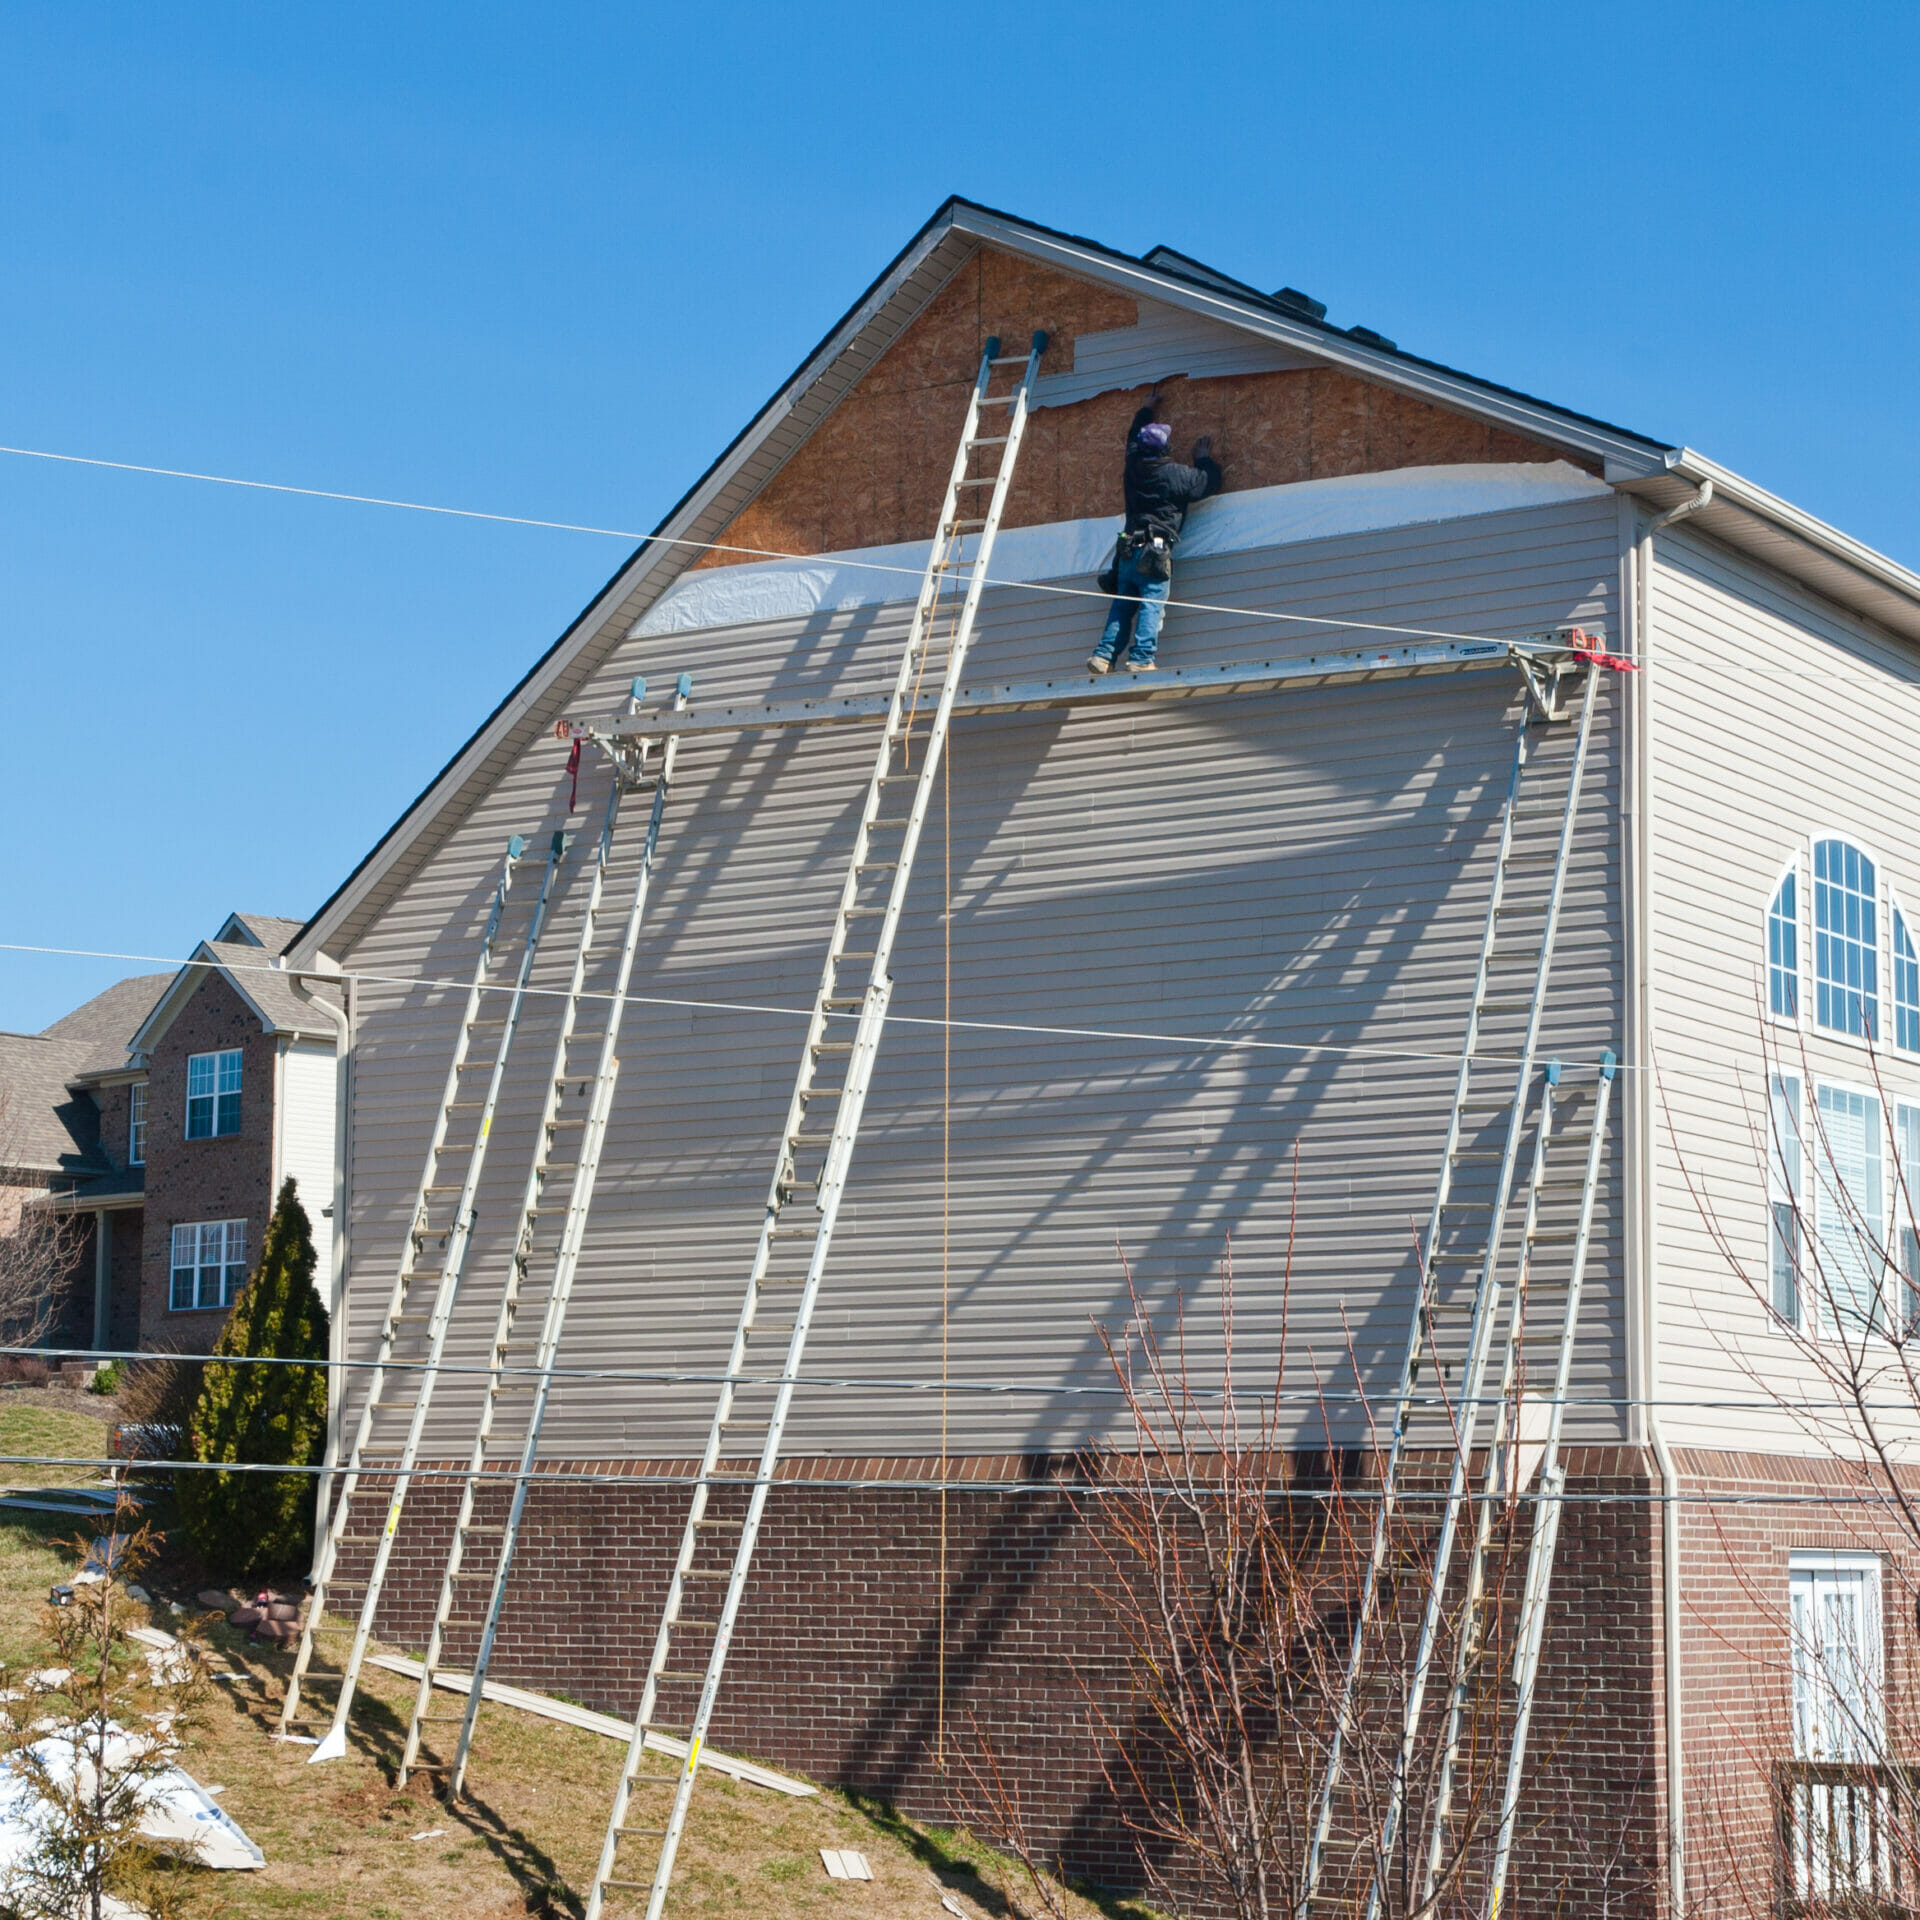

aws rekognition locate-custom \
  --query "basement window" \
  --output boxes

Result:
[185,1048,242,1139]
[169,1219,248,1311]
[1814,839,1879,1040]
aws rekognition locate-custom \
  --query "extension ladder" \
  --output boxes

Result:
[1415,1050,1616,1910]
[584,329,1049,1920]
[1299,657,1601,1912]
[1482,1052,1617,1920]
[281,830,568,1753]
[399,674,691,1794]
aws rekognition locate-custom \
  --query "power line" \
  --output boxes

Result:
[0,440,1623,656]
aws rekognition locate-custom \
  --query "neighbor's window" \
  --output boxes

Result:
[1896,910,1920,1053]
[1770,1075,1804,1325]
[1770,868,1800,1020]
[1814,839,1879,1039]
[128,1082,147,1166]
[168,1219,248,1311]
[1814,1083,1885,1333]
[185,1048,242,1139]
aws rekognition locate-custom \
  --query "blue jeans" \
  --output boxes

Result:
[1094,552,1171,664]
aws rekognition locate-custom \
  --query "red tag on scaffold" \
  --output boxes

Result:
[1567,626,1639,672]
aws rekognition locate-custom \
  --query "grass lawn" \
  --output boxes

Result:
[0,1390,116,1490]
[0,1506,1159,1919]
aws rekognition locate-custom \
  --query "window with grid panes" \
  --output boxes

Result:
[168,1220,248,1311]
[1896,911,1920,1053]
[1771,1075,1804,1325]
[185,1049,241,1139]
[1814,1083,1886,1334]
[128,1082,146,1166]
[1814,839,1879,1039]
[1770,869,1800,1019]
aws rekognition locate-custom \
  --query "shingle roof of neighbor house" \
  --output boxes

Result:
[0,1030,102,1176]
[41,974,171,1077]
[284,196,1920,974]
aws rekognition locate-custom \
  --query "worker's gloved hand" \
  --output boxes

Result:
[1192,435,1213,462]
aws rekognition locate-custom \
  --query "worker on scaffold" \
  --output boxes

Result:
[1088,390,1222,674]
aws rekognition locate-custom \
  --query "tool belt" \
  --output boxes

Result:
[1098,529,1174,594]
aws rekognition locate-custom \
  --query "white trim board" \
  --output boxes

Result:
[636,462,1611,638]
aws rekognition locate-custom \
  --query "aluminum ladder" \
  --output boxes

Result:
[584,329,1048,1920]
[398,674,691,1794]
[1414,1050,1615,1911]
[1481,1051,1617,1920]
[1299,656,1600,1912]
[281,830,568,1753]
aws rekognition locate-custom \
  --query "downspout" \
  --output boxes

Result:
[1637,478,1710,1918]
[290,965,353,1569]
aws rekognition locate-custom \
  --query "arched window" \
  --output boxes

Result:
[1896,909,1920,1053]
[1814,838,1879,1039]
[1770,868,1800,1019]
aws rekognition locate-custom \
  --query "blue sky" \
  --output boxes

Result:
[3,2,1916,1029]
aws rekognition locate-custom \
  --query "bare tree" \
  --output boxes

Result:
[0,1088,92,1350]
[956,1216,1561,1920]
[1668,997,1920,1915]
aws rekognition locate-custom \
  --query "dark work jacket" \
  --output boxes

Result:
[1121,404,1223,544]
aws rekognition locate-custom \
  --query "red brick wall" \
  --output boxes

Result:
[328,1446,1665,1912]
[1673,1448,1920,1920]
[138,972,275,1349]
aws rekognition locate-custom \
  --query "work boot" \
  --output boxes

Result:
[1129,659,1159,672]
[1088,653,1111,675]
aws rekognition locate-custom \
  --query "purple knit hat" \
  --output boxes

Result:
[1133,421,1172,451]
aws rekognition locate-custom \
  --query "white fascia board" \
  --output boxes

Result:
[287,219,974,971]
[1665,447,1920,617]
[946,206,1673,477]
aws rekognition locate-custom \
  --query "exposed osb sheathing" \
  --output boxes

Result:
[702,245,1591,568]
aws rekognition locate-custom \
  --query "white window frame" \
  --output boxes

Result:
[1892,893,1920,1055]
[1894,1100,1920,1341]
[1770,1074,1804,1327]
[1766,854,1803,1028]
[185,1048,242,1140]
[1809,832,1885,1047]
[128,1081,147,1167]
[1789,1551,1884,1762]
[168,1219,248,1312]
[1810,1077,1890,1337]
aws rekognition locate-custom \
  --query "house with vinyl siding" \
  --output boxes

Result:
[282,200,1920,1915]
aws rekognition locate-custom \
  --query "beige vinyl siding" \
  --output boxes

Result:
[277,1039,337,1289]
[339,495,1624,1460]
[1648,524,1920,1452]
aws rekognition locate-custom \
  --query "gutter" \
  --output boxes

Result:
[289,966,353,1569]
[1636,479,1710,1918]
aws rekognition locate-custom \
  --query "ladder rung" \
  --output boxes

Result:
[946,518,986,532]
[987,355,1028,366]
[966,435,1009,447]
[976,393,1016,406]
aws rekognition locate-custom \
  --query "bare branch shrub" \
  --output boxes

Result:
[0,1089,92,1349]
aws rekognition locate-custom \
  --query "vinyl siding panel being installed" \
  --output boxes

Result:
[1647,526,1920,1454]
[338,493,1624,1462]
[277,1040,337,1286]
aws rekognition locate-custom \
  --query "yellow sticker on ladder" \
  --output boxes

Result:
[384,1502,402,1538]
[481,1116,491,1140]
[687,1736,700,1774]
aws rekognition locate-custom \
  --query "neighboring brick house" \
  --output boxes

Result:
[4,913,342,1354]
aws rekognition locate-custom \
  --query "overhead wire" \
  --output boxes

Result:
[0,439,1627,658]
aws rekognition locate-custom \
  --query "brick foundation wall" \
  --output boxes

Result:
[327,1446,1665,1912]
